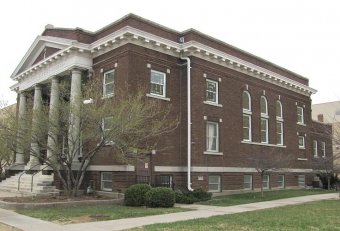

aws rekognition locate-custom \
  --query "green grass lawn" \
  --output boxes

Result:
[199,189,331,206]
[16,204,188,223]
[132,199,340,231]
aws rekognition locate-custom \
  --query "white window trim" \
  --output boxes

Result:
[150,70,166,98]
[297,106,305,125]
[206,121,219,152]
[244,175,253,190]
[276,100,283,119]
[298,135,305,149]
[261,118,269,144]
[146,93,170,101]
[102,116,114,145]
[298,175,305,187]
[203,101,223,107]
[241,140,286,148]
[101,172,113,192]
[103,69,115,97]
[262,175,270,190]
[206,79,219,104]
[208,175,221,192]
[242,91,251,112]
[260,96,268,116]
[313,140,318,157]
[278,175,285,189]
[321,142,326,157]
[276,121,283,145]
[243,114,252,142]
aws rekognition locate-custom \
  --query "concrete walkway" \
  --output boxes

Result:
[0,193,338,231]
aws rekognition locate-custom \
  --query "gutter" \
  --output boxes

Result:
[180,56,194,191]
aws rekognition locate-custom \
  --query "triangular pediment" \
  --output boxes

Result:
[11,36,76,79]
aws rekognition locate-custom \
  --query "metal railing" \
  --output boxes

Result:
[31,165,49,192]
[17,163,41,191]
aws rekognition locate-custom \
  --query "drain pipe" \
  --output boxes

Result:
[180,56,194,191]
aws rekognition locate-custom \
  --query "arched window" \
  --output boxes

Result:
[260,96,268,115]
[260,95,268,143]
[276,100,282,118]
[242,91,251,111]
[242,91,252,141]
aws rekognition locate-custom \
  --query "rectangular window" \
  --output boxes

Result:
[298,175,305,187]
[101,172,112,191]
[321,142,326,157]
[208,175,221,192]
[244,175,253,190]
[103,70,115,97]
[313,140,318,157]
[206,79,218,104]
[102,117,114,145]
[150,70,166,97]
[262,175,270,189]
[298,136,305,149]
[297,106,304,124]
[276,122,283,145]
[261,118,268,143]
[206,122,219,152]
[157,175,173,188]
[278,175,285,188]
[243,115,251,141]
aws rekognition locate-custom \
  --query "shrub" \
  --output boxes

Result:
[145,187,175,208]
[124,184,151,206]
[175,188,212,204]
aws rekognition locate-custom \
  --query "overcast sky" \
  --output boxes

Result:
[0,0,339,106]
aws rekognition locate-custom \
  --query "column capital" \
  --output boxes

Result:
[70,67,84,75]
[33,83,43,90]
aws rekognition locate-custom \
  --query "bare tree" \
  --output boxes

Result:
[249,148,291,197]
[0,79,178,197]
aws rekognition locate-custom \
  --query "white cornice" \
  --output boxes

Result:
[12,26,316,96]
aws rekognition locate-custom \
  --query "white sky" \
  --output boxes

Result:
[0,0,339,106]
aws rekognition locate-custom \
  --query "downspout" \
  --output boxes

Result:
[180,56,194,191]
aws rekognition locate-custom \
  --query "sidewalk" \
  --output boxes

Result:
[0,193,338,231]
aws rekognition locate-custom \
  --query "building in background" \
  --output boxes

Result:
[312,101,340,170]
[1,14,333,195]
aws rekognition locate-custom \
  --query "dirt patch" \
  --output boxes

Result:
[2,195,109,203]
[54,215,95,225]
[0,223,22,231]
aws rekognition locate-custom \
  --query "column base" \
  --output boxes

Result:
[25,163,41,171]
[7,164,25,171]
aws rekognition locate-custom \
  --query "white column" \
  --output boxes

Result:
[27,84,43,168]
[46,76,59,165]
[68,69,82,163]
[15,92,27,165]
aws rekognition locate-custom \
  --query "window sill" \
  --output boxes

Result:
[299,147,305,150]
[204,151,223,155]
[313,156,319,158]
[297,122,306,126]
[297,158,308,161]
[243,110,252,115]
[203,101,223,107]
[146,93,170,101]
[241,141,286,148]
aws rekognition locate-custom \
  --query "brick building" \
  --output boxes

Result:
[6,14,333,194]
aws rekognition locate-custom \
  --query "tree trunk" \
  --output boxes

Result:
[327,176,331,190]
[261,173,264,198]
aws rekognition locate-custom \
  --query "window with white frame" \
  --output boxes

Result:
[260,96,268,115]
[208,175,221,192]
[321,142,326,157]
[260,96,268,143]
[244,175,253,190]
[278,175,285,188]
[261,118,268,143]
[101,172,112,191]
[313,140,318,157]
[298,135,305,149]
[206,79,218,104]
[243,115,251,141]
[242,91,252,141]
[262,175,270,189]
[150,70,166,97]
[276,122,283,145]
[102,117,114,145]
[276,100,283,118]
[298,175,305,187]
[297,106,304,124]
[206,121,219,152]
[242,91,251,112]
[103,70,115,97]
